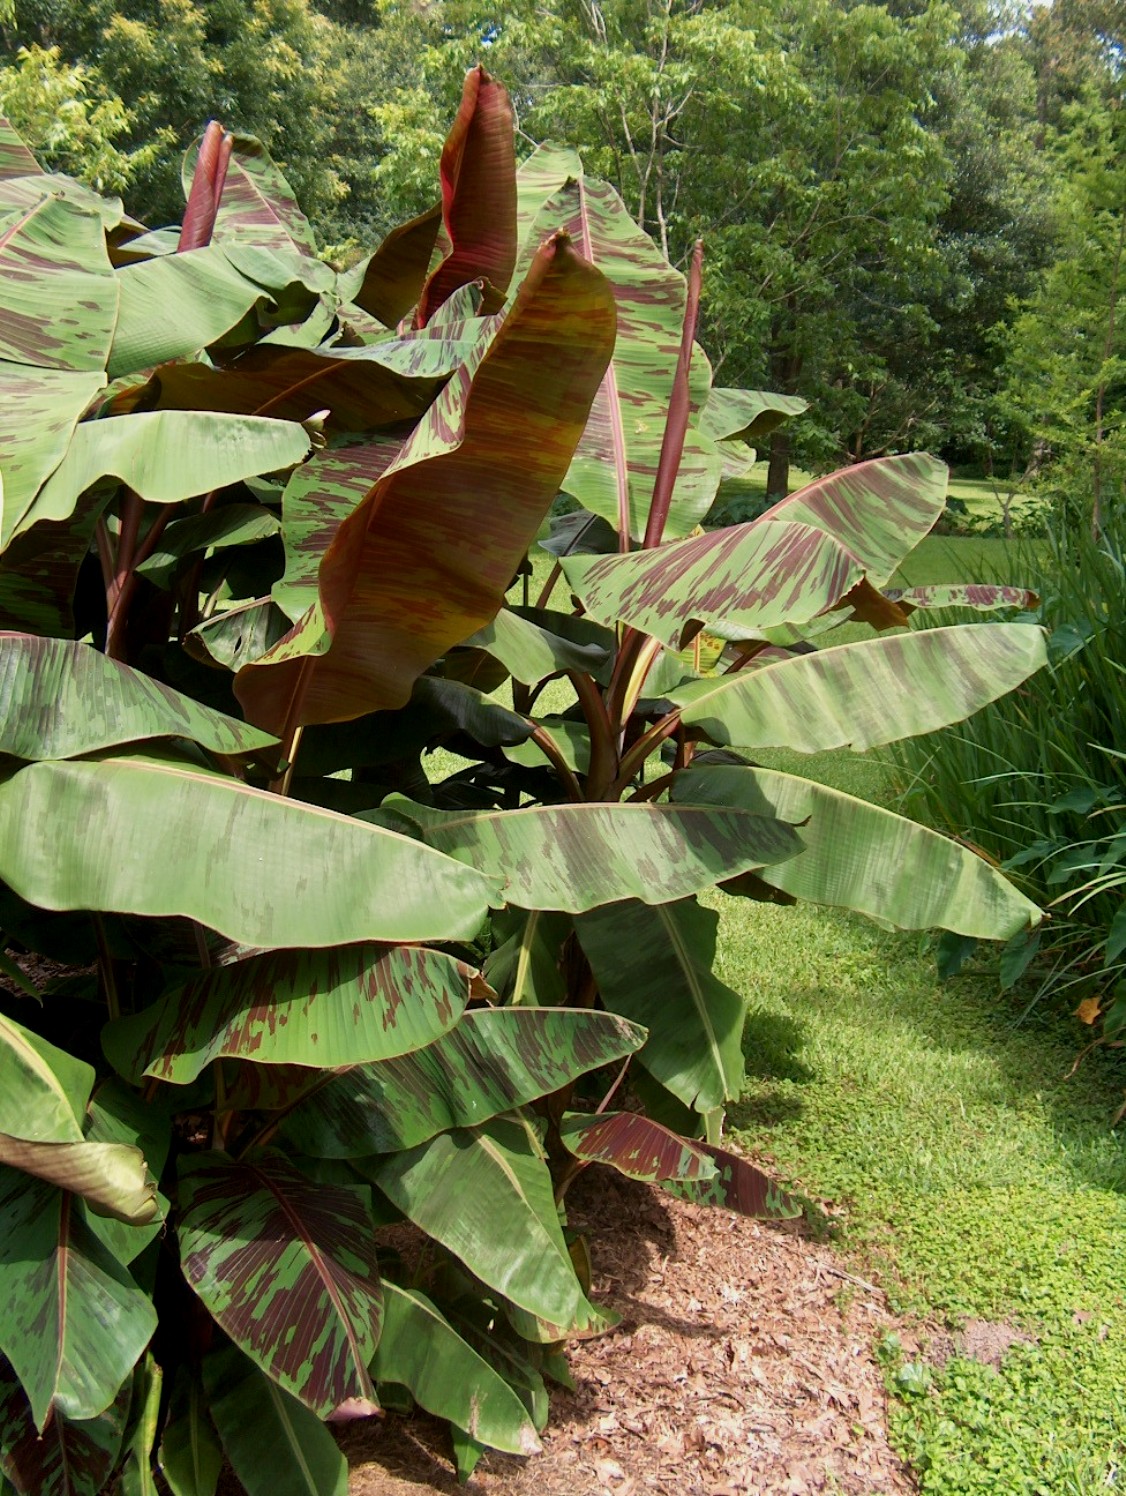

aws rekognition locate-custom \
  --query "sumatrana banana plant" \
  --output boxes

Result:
[0,67,1044,1495]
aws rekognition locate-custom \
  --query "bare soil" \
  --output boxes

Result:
[341,1170,917,1496]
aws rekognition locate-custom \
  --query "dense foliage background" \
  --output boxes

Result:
[1,0,1122,507]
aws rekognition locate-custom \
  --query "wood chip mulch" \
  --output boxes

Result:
[343,1169,916,1496]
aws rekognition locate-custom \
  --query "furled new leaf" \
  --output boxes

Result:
[384,798,802,912]
[272,1006,645,1157]
[371,1284,540,1455]
[234,231,615,733]
[0,750,496,947]
[576,898,746,1113]
[559,1111,719,1182]
[118,1353,161,1496]
[178,1152,382,1418]
[103,944,479,1085]
[373,1117,591,1328]
[674,764,1041,938]
[184,134,317,255]
[201,1348,347,1496]
[670,624,1048,753]
[0,1168,156,1429]
[0,635,277,760]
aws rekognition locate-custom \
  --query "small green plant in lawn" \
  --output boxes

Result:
[0,74,1048,1494]
[892,512,1126,1106]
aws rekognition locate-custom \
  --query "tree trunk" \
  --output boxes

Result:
[766,428,791,500]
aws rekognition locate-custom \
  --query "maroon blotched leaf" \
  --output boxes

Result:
[416,66,516,326]
[662,1142,800,1220]
[0,1359,130,1496]
[558,1111,719,1183]
[177,1152,383,1418]
[882,583,1040,615]
[234,231,615,734]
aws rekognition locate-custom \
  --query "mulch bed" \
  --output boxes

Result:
[342,1169,916,1496]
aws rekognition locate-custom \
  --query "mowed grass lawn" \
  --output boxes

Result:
[431,529,1126,1493]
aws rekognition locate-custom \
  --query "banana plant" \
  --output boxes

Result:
[0,68,1045,1496]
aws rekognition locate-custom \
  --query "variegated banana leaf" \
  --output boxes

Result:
[670,623,1048,753]
[158,1369,223,1496]
[0,368,106,551]
[233,233,616,733]
[674,764,1041,938]
[514,143,582,274]
[201,1347,347,1496]
[372,1117,593,1329]
[383,797,802,912]
[0,750,496,947]
[0,635,277,760]
[178,1152,382,1418]
[662,1142,801,1220]
[254,1006,645,1157]
[882,583,1040,615]
[417,66,516,325]
[336,204,442,329]
[558,1111,719,1183]
[576,898,746,1113]
[0,1168,157,1429]
[530,175,719,541]
[0,1137,156,1226]
[182,133,318,256]
[103,944,481,1085]
[700,388,809,444]
[371,1284,541,1455]
[0,1013,92,1142]
[0,118,42,181]
[0,1360,130,1496]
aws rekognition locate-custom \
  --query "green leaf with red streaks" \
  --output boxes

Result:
[662,1142,800,1219]
[337,205,443,329]
[265,1006,645,1158]
[0,119,42,182]
[233,232,615,733]
[178,1152,382,1419]
[531,175,719,541]
[0,634,277,760]
[576,898,746,1113]
[183,133,317,255]
[372,1284,541,1455]
[201,1347,347,1496]
[513,143,582,276]
[757,452,948,587]
[0,367,105,552]
[0,193,117,372]
[559,1111,718,1183]
[561,519,864,647]
[0,750,497,948]
[671,623,1049,753]
[700,387,808,445]
[674,763,1042,939]
[102,943,477,1085]
[417,66,516,324]
[882,583,1040,615]
[384,797,802,912]
[373,1117,591,1328]
[0,1359,130,1496]
[0,1169,156,1429]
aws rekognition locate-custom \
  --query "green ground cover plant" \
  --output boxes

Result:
[0,73,1051,1494]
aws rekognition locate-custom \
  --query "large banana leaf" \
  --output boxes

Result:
[271,1006,645,1158]
[0,1014,91,1142]
[700,388,808,444]
[385,798,802,912]
[0,1361,130,1496]
[662,1141,801,1220]
[531,176,720,541]
[336,205,442,329]
[675,764,1041,938]
[562,518,863,646]
[0,635,277,760]
[0,1168,156,1429]
[0,193,117,372]
[576,898,746,1113]
[158,1371,222,1496]
[756,452,948,586]
[103,944,480,1085]
[373,1117,591,1327]
[514,143,582,272]
[22,412,313,542]
[201,1348,347,1496]
[178,1152,382,1418]
[371,1284,541,1455]
[671,623,1048,752]
[0,751,496,947]
[234,233,616,733]
[417,65,516,324]
[559,1111,719,1183]
[0,368,106,551]
[184,134,318,256]
[882,583,1040,615]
